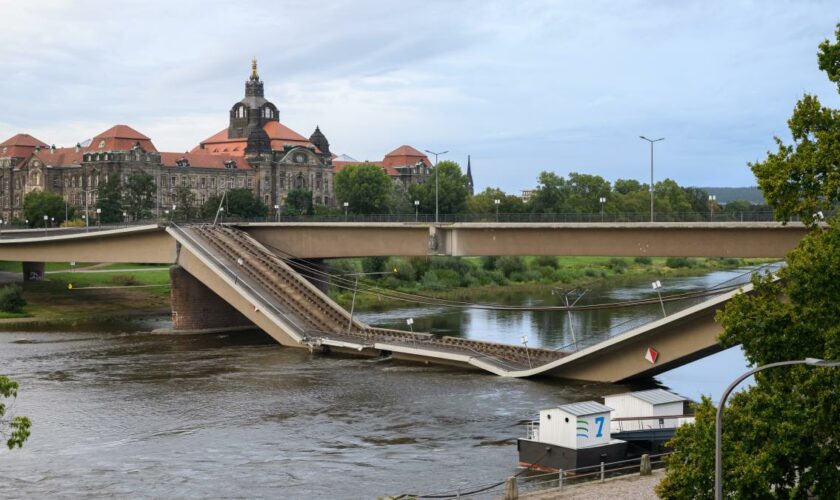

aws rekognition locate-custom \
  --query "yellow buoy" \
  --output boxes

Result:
[67,283,73,290]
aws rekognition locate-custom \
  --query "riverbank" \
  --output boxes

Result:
[330,256,772,310]
[519,469,664,499]
[0,265,170,330]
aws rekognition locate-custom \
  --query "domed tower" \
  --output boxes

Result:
[309,126,330,156]
[228,58,279,141]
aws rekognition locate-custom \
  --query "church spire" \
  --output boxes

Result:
[466,155,474,196]
[251,57,259,80]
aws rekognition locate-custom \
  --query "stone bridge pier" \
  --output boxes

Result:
[169,265,254,332]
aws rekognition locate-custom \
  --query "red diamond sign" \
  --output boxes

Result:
[645,347,659,364]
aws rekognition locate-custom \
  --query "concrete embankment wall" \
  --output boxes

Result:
[169,265,253,331]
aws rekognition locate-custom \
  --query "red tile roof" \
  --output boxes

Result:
[382,144,431,168]
[31,147,84,168]
[89,124,157,152]
[0,133,50,158]
[159,151,251,170]
[195,121,315,156]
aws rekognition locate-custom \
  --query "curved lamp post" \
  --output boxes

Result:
[715,358,840,500]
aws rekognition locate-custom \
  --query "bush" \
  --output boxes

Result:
[0,285,26,313]
[480,256,498,270]
[665,257,697,268]
[387,258,415,281]
[608,257,628,272]
[496,256,525,277]
[535,256,558,268]
[362,256,388,274]
[634,256,652,265]
[111,274,140,286]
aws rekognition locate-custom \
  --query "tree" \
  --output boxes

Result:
[334,163,393,214]
[658,26,840,498]
[750,24,840,225]
[466,187,525,214]
[172,186,198,221]
[226,188,268,218]
[283,189,314,216]
[613,178,645,195]
[527,171,567,213]
[409,160,468,216]
[96,173,123,223]
[0,375,31,449]
[123,173,156,220]
[23,191,71,228]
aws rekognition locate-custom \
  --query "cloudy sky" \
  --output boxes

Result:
[1,0,838,192]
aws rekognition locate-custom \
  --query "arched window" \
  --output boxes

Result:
[235,106,246,119]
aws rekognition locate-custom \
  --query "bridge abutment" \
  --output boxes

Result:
[22,262,45,282]
[169,265,254,332]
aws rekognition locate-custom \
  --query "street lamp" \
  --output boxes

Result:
[640,136,664,222]
[599,196,607,222]
[414,200,420,222]
[42,214,48,236]
[274,204,280,222]
[652,280,666,317]
[520,335,532,369]
[709,194,716,222]
[494,198,501,222]
[95,207,101,228]
[715,358,840,500]
[122,211,127,225]
[343,201,349,220]
[424,149,448,224]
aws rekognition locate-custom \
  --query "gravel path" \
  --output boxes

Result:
[519,469,663,499]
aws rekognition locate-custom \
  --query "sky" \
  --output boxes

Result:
[1,0,838,193]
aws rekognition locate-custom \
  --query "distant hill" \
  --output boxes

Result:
[697,186,765,205]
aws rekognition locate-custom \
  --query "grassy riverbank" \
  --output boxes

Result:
[328,256,773,310]
[0,264,170,329]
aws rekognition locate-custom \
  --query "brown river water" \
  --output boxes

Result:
[0,268,758,499]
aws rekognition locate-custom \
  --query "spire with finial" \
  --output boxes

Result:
[466,155,474,196]
[251,57,259,80]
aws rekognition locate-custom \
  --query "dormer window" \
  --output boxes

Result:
[235,106,246,119]
[224,160,237,169]
[263,107,272,118]
[176,157,190,168]
[98,139,105,149]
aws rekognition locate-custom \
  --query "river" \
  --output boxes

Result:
[0,267,761,499]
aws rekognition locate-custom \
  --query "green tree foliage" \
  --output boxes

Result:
[172,186,198,221]
[96,173,123,223]
[283,189,314,216]
[0,375,31,450]
[528,171,567,213]
[409,160,469,216]
[23,191,71,228]
[751,24,840,224]
[0,286,26,313]
[467,187,525,214]
[225,188,268,218]
[334,164,393,214]
[123,173,156,220]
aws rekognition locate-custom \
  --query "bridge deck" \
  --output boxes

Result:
[173,225,565,374]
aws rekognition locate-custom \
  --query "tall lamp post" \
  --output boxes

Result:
[599,196,606,222]
[708,194,716,222]
[424,149,448,224]
[715,358,840,500]
[639,136,664,222]
[494,198,500,222]
[414,200,420,222]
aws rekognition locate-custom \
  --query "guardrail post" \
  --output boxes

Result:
[503,476,518,500]
[600,462,605,482]
[558,469,563,490]
[640,454,652,476]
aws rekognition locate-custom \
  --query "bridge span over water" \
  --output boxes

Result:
[0,222,788,381]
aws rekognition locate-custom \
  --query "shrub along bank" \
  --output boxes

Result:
[327,255,764,309]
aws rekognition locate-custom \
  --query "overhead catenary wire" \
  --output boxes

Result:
[255,238,777,312]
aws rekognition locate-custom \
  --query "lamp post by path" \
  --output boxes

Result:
[424,149,448,224]
[639,136,664,222]
[274,204,280,222]
[599,196,606,222]
[715,358,840,500]
[414,200,420,222]
[343,201,349,221]
[494,199,500,222]
[42,215,48,236]
[95,208,101,229]
[709,194,716,222]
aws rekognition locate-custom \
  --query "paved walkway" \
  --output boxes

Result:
[520,469,663,499]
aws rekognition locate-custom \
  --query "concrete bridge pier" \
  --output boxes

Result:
[169,265,254,332]
[287,258,329,294]
[22,262,45,282]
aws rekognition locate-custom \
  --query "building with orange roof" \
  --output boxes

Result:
[0,59,434,221]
